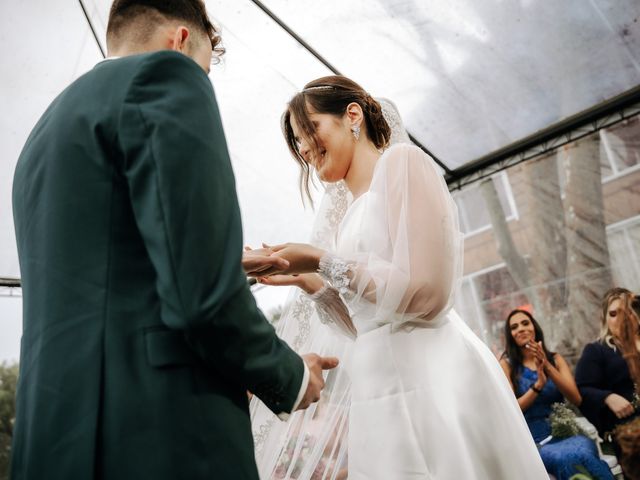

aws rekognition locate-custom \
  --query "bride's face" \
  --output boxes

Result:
[290,107,354,183]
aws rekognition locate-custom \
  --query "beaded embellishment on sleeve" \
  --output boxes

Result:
[318,253,355,296]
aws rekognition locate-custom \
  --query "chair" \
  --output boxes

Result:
[573,416,623,479]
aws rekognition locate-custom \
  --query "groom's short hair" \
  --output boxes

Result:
[106,0,222,55]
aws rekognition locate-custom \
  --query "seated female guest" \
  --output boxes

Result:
[500,309,613,480]
[575,287,640,453]
[614,294,640,480]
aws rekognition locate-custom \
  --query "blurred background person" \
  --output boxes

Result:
[604,292,640,480]
[500,309,613,480]
[575,288,640,456]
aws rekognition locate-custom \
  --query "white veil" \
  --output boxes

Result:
[250,99,412,480]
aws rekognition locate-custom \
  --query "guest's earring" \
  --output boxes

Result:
[351,125,360,141]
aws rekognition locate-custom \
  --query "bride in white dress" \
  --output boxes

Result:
[248,75,547,479]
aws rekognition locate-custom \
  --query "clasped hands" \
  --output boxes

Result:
[242,242,337,411]
[242,243,326,295]
[525,340,549,391]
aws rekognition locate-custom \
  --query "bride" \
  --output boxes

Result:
[247,75,547,479]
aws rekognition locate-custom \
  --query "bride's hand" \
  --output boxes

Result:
[267,243,326,275]
[242,246,289,276]
[258,273,324,295]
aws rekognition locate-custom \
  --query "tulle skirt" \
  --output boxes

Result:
[347,311,548,479]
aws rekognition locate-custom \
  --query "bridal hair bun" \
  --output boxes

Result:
[361,94,391,151]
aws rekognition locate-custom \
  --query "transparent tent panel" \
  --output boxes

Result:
[0,0,104,361]
[453,116,640,358]
[261,0,640,168]
[86,0,330,253]
[83,0,337,312]
[609,220,640,289]
[453,173,516,235]
[0,0,104,278]
[2,1,640,363]
[601,117,640,175]
[42,0,640,174]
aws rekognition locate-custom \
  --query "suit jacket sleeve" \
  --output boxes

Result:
[117,51,304,414]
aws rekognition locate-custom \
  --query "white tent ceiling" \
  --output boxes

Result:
[253,0,640,170]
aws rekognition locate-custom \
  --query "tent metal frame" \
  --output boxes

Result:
[79,0,640,188]
[447,86,640,189]
[0,278,21,296]
[4,2,638,288]
[79,0,106,59]
[248,0,453,175]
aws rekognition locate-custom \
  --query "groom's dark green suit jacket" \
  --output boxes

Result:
[11,51,303,479]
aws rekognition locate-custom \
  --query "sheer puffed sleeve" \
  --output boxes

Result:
[319,143,463,327]
[308,283,357,340]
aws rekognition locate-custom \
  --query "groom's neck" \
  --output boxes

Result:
[107,25,175,58]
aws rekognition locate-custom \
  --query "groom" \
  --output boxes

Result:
[10,1,337,479]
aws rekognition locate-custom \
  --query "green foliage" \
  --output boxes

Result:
[568,465,595,479]
[0,361,18,479]
[631,385,640,410]
[268,305,284,326]
[549,402,587,439]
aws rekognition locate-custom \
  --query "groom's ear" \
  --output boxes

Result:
[345,102,364,127]
[167,25,191,53]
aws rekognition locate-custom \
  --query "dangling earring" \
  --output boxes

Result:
[351,125,360,141]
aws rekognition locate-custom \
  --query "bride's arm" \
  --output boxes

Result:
[275,145,461,323]
[332,145,460,322]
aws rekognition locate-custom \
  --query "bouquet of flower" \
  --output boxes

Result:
[549,402,587,439]
[631,385,640,410]
[568,466,595,479]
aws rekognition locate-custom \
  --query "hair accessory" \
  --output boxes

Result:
[302,85,334,93]
[351,125,360,141]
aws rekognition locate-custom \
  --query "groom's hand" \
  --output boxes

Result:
[296,353,339,410]
[242,246,289,276]
[269,243,326,275]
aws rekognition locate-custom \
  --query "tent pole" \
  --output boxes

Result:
[78,0,106,59]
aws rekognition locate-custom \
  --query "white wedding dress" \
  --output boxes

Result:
[317,143,547,479]
[251,102,547,479]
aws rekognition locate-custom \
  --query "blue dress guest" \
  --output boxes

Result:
[575,288,639,449]
[500,309,613,480]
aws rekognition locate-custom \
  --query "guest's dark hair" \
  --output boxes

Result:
[282,75,391,205]
[107,0,224,60]
[501,309,556,392]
